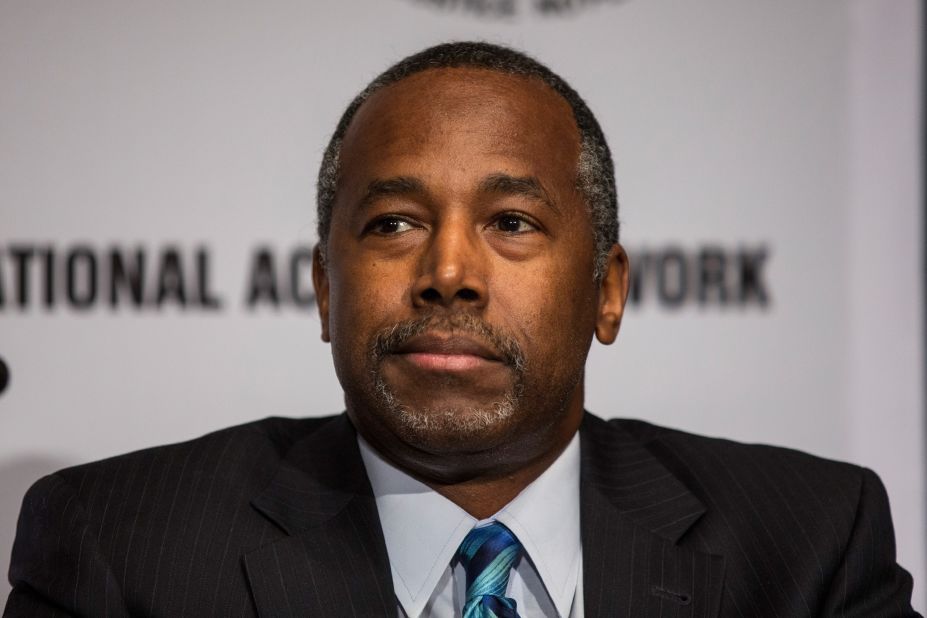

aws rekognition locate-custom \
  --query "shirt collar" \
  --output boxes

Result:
[495,434,582,616]
[358,433,581,618]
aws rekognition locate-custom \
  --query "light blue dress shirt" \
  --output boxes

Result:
[358,433,583,618]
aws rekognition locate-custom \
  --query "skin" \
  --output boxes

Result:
[313,67,629,518]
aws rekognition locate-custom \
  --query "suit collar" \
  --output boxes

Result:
[579,412,707,542]
[251,412,709,539]
[245,414,396,616]
[250,414,368,535]
[579,412,724,617]
[244,412,724,617]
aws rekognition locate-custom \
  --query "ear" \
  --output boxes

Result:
[595,244,630,345]
[312,244,331,342]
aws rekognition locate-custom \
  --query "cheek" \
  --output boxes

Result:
[490,257,598,362]
[327,258,411,346]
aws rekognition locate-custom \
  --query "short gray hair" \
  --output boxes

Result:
[317,41,619,279]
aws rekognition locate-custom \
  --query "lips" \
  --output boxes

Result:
[392,332,505,372]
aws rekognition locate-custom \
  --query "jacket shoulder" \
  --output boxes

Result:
[8,414,345,617]
[601,417,915,614]
[51,414,338,486]
[609,416,865,488]
[609,419,872,512]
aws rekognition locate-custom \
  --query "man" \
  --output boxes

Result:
[4,42,918,617]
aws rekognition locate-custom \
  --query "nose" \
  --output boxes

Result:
[412,218,487,310]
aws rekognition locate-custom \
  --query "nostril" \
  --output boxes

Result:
[420,288,441,303]
[418,287,480,305]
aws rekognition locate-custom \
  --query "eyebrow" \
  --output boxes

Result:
[359,176,426,208]
[358,173,560,213]
[478,173,560,214]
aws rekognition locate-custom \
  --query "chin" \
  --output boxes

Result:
[398,401,515,443]
[374,375,522,451]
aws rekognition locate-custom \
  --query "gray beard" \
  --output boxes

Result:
[372,371,523,439]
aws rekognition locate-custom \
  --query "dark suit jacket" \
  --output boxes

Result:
[3,412,918,617]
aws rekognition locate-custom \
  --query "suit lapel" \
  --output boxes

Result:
[242,412,726,616]
[580,413,725,617]
[245,415,395,617]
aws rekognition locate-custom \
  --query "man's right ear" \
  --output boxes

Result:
[312,245,331,342]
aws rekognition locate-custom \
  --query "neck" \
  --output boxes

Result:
[425,428,576,518]
[351,386,587,518]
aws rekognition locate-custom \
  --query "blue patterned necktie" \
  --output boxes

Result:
[457,522,523,618]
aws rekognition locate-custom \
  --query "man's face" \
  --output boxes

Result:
[314,68,627,480]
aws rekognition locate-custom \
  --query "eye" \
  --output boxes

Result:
[492,213,537,234]
[366,216,416,235]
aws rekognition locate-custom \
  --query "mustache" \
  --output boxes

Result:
[371,314,526,373]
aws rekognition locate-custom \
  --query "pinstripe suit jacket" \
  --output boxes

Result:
[4,412,918,617]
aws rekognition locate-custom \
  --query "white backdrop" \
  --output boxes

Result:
[1,0,923,609]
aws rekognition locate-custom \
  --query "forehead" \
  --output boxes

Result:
[338,68,582,184]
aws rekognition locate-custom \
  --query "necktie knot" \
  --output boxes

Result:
[457,522,523,618]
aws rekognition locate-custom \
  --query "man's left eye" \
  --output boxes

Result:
[493,215,535,233]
